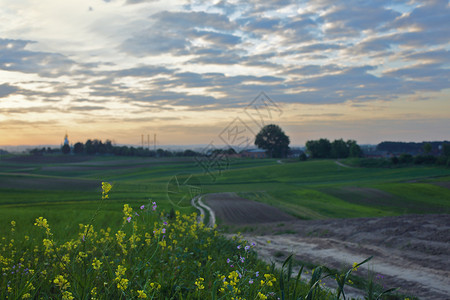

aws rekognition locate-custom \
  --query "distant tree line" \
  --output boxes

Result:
[27,140,239,158]
[30,147,61,156]
[305,138,362,159]
[28,140,201,157]
[0,149,9,155]
[352,143,450,168]
[377,141,449,154]
[70,139,206,157]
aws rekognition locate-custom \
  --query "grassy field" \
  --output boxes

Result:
[1,154,449,237]
[1,154,447,299]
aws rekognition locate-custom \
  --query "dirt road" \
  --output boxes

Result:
[204,193,450,300]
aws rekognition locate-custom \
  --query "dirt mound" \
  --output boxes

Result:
[205,193,296,225]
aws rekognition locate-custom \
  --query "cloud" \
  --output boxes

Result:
[125,0,159,4]
[321,2,401,37]
[114,65,172,77]
[121,10,235,56]
[0,38,75,78]
[191,30,242,46]
[0,83,18,98]
[388,0,449,31]
[1,0,450,145]
[68,106,105,111]
[404,49,450,64]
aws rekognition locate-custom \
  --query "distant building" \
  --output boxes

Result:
[240,149,267,158]
[64,133,69,146]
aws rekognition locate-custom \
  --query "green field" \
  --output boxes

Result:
[1,154,449,237]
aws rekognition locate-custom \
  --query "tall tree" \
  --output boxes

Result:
[85,139,95,155]
[331,139,349,158]
[61,144,70,154]
[255,124,290,158]
[347,140,362,157]
[306,138,331,158]
[73,142,84,154]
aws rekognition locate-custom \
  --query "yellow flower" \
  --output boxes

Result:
[258,292,268,300]
[117,278,129,291]
[122,204,133,223]
[137,290,147,298]
[54,275,70,290]
[62,291,74,300]
[91,287,97,298]
[34,217,48,227]
[102,182,112,194]
[195,277,205,290]
[115,265,127,277]
[92,258,102,270]
[352,262,359,272]
[21,293,31,299]
[34,217,52,235]
[43,238,53,248]
[150,282,161,290]
[78,251,88,258]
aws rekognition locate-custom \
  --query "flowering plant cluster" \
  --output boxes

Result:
[0,183,396,299]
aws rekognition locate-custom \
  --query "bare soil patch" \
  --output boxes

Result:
[204,193,296,225]
[206,193,450,299]
[323,186,396,207]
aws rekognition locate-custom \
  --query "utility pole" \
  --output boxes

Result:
[154,134,156,151]
[141,134,144,148]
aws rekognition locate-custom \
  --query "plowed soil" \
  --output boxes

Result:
[205,193,296,224]
[205,193,450,300]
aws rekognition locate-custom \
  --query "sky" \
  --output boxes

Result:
[0,0,449,148]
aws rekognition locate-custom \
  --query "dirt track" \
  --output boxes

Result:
[204,193,450,300]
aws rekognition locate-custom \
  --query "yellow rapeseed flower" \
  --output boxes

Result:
[102,182,112,194]
[92,258,102,270]
[150,282,161,290]
[117,278,129,291]
[54,275,70,290]
[137,290,147,298]
[258,292,268,300]
[62,291,74,300]
[115,265,126,277]
[195,277,205,290]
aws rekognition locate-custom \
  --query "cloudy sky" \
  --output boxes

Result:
[0,0,449,147]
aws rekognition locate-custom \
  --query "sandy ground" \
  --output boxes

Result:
[204,193,450,300]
